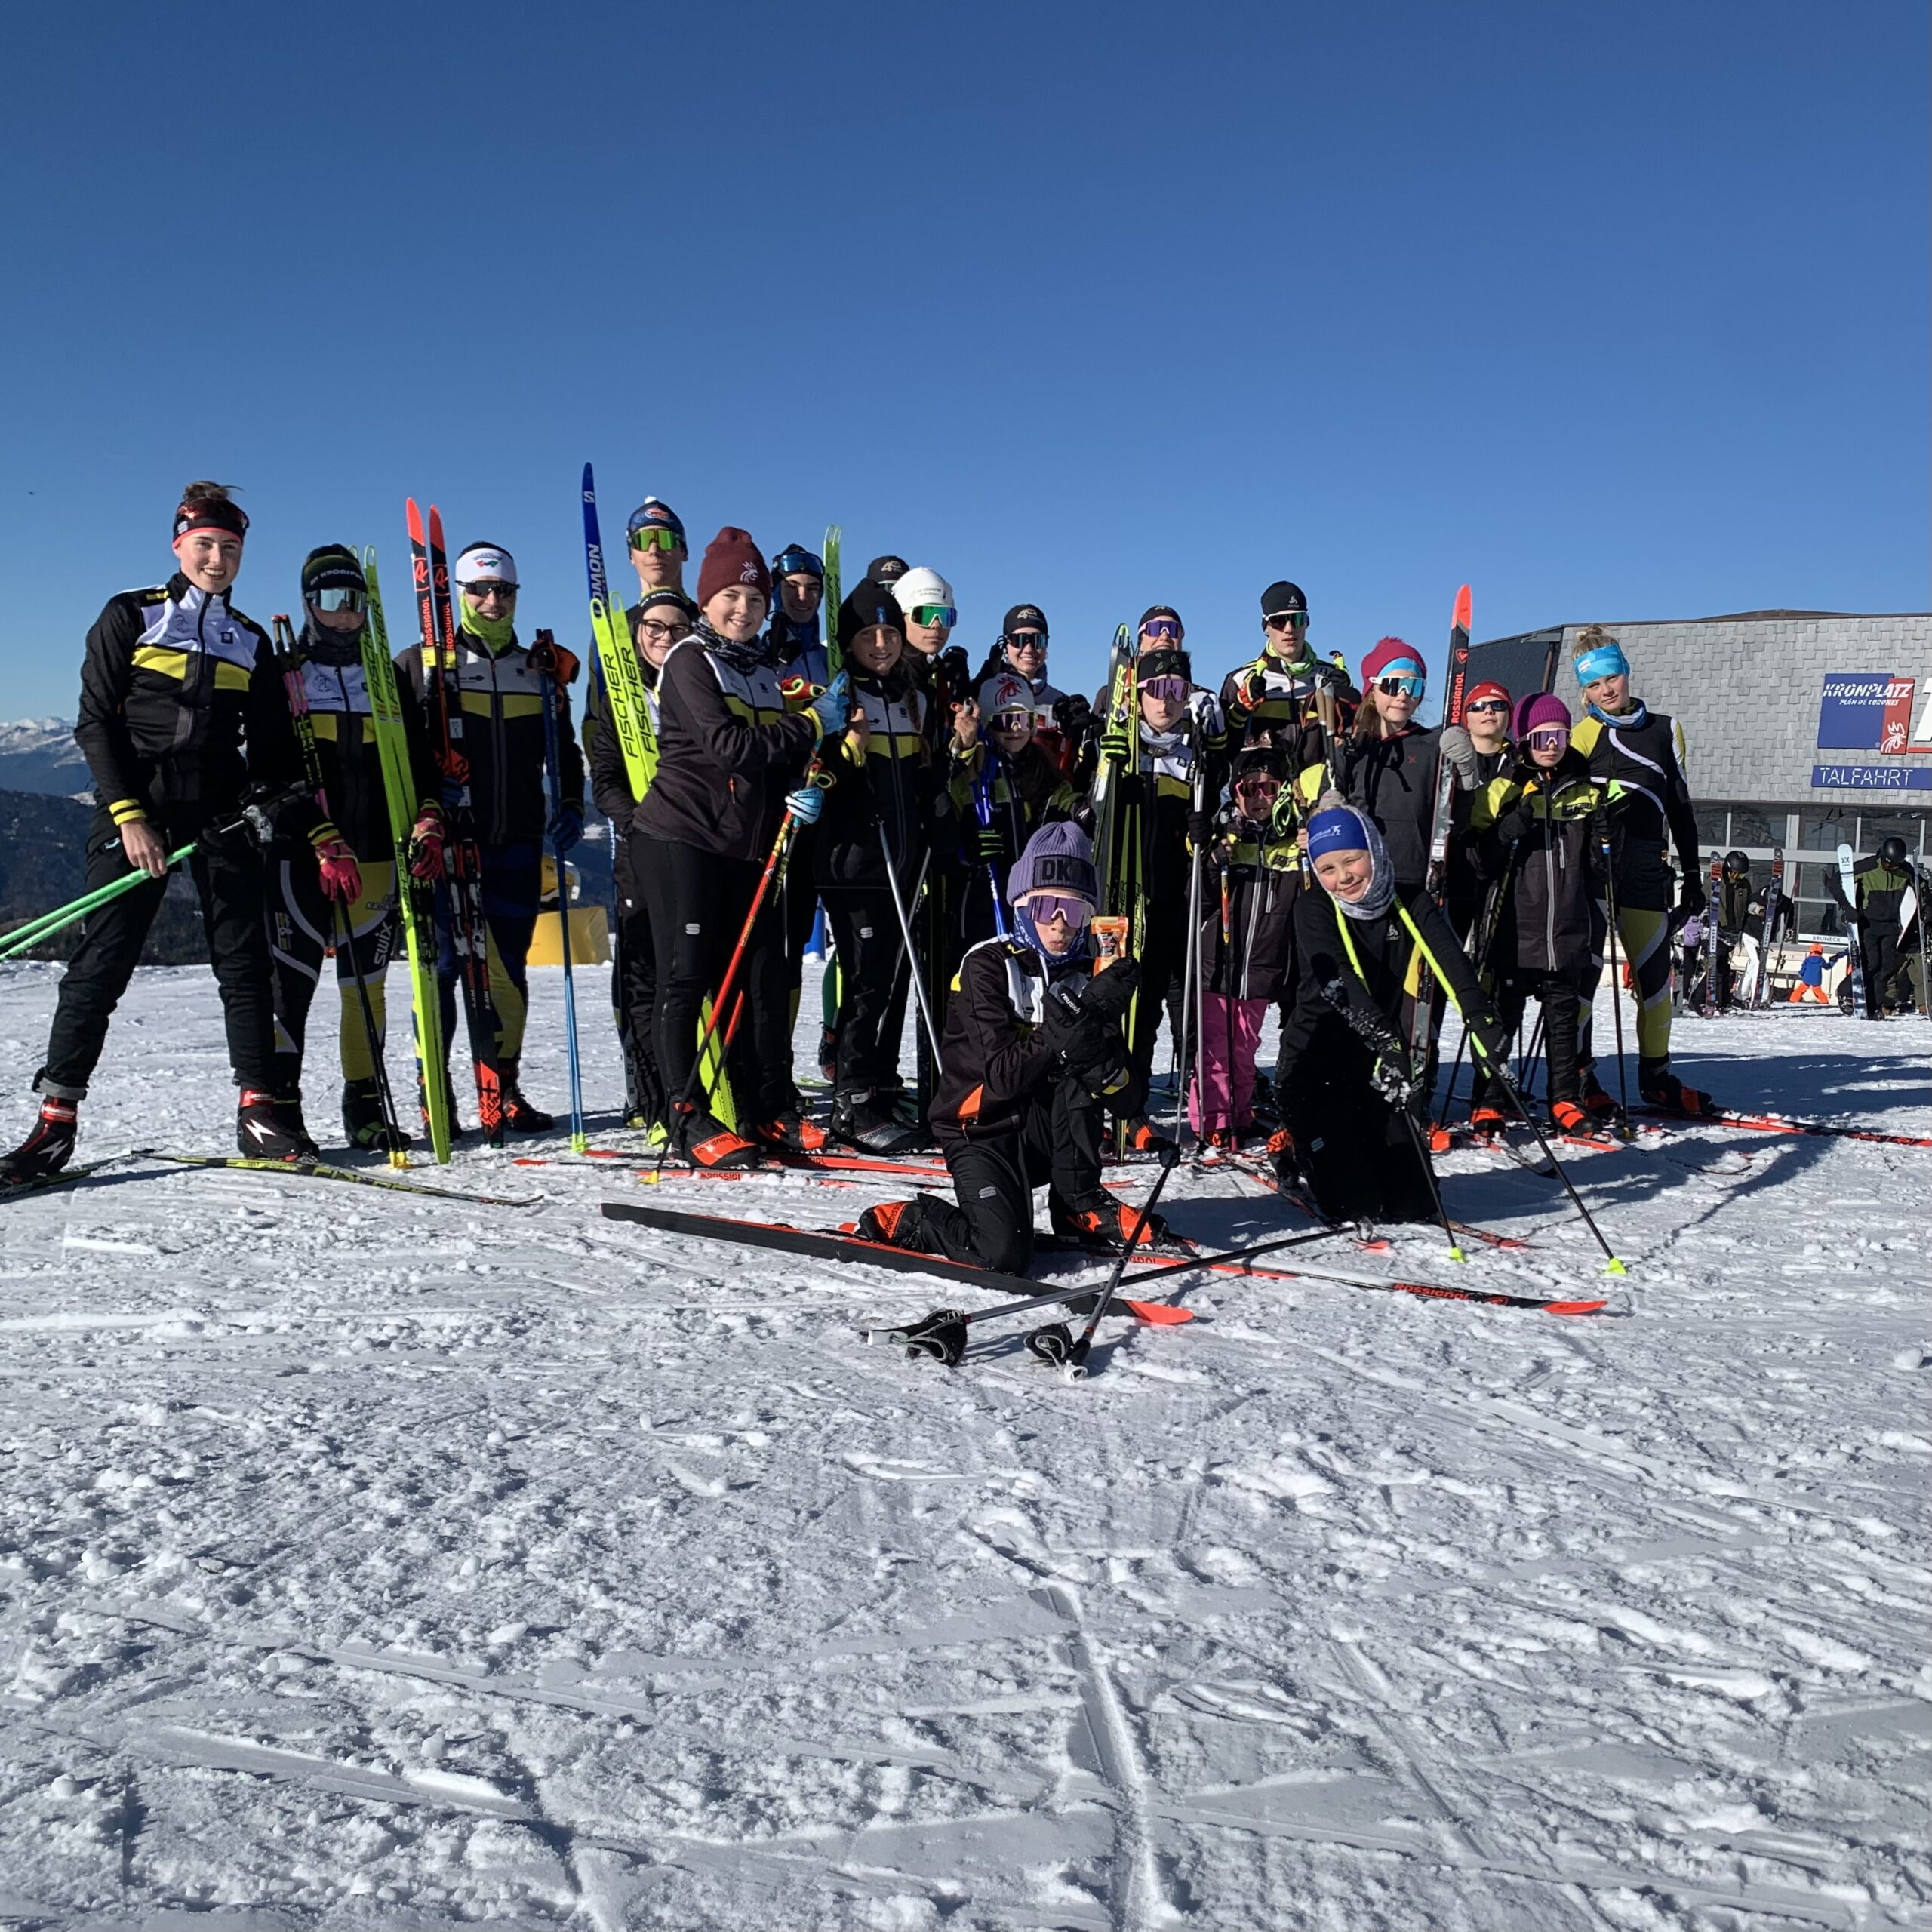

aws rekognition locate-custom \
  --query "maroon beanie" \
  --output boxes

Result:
[1516,691,1572,739]
[695,527,772,608]
[1361,635,1425,688]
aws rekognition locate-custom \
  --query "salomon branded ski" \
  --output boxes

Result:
[362,549,451,1163]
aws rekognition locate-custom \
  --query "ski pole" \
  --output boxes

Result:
[531,632,586,1152]
[877,812,944,1066]
[1171,841,1203,1142]
[1484,1058,1625,1273]
[1,847,202,958]
[1035,1144,1183,1380]
[1599,820,1631,1131]
[333,898,408,1168]
[652,802,804,1175]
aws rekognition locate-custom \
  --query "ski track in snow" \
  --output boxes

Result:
[0,960,1927,1930]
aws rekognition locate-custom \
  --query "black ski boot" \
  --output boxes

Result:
[1,1097,78,1183]
[855,1197,935,1251]
[238,1088,319,1161]
[1639,1057,1718,1119]
[832,1091,927,1158]
[342,1079,412,1153]
[1051,1195,1186,1256]
[498,1059,554,1134]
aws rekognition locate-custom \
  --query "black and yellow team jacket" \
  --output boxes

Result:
[928,936,1114,1137]
[1571,705,1700,913]
[1466,750,1612,977]
[400,626,583,851]
[1198,820,1304,1002]
[75,574,323,843]
[948,739,1078,868]
[811,666,955,892]
[1218,649,1357,769]
[633,625,817,862]
[291,641,441,862]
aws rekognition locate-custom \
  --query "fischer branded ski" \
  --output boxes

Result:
[133,1149,540,1207]
[1838,843,1869,1018]
[822,525,843,679]
[362,549,451,1163]
[1700,854,1723,1017]
[408,500,504,1143]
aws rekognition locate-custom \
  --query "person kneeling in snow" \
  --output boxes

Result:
[1278,799,1512,1225]
[857,821,1174,1268]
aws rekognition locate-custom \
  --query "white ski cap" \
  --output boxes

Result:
[454,543,518,587]
[978,672,1034,717]
[892,567,954,614]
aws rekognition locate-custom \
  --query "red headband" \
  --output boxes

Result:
[174,497,249,542]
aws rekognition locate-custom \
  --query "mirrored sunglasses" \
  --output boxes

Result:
[910,604,956,628]
[1527,728,1570,752]
[1376,673,1423,698]
[1004,630,1046,651]
[1465,698,1509,715]
[464,582,517,601]
[630,527,679,554]
[1140,618,1183,641]
[1140,675,1189,703]
[1265,611,1309,631]
[309,586,368,614]
[1026,893,1093,928]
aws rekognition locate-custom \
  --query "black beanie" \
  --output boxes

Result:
[1137,647,1192,685]
[1260,580,1308,618]
[301,544,366,601]
[837,578,906,654]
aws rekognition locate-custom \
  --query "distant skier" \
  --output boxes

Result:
[1788,943,1830,1004]
[2,482,335,1178]
[1830,837,1916,1017]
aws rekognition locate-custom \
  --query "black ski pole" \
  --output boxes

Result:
[334,900,406,1166]
[1484,1057,1626,1275]
[1033,1146,1182,1380]
[1598,819,1631,1132]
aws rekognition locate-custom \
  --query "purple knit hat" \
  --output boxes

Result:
[1515,691,1572,740]
[1008,820,1097,905]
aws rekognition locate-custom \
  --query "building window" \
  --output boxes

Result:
[1802,807,1856,848]
[1856,812,1927,857]
[1694,806,1729,848]
[1727,805,1781,848]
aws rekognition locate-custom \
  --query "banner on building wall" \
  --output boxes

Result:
[1810,764,1932,792]
[1817,672,1917,752]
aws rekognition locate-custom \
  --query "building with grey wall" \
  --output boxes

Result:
[1464,611,1932,934]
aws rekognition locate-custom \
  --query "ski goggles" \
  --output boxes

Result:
[629,527,680,554]
[309,586,368,614]
[1376,672,1424,698]
[1264,610,1309,632]
[1526,726,1569,753]
[773,546,823,578]
[1140,617,1183,642]
[1234,774,1282,805]
[1024,893,1093,929]
[463,581,517,602]
[909,604,956,629]
[992,708,1037,736]
[1140,675,1189,703]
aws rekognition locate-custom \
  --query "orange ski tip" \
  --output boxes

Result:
[1121,1300,1195,1325]
[1454,585,1472,629]
[1546,1298,1611,1316]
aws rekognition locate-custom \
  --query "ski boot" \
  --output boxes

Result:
[750,1109,829,1154]
[1,1097,78,1182]
[499,1061,555,1134]
[855,1197,933,1251]
[675,1106,760,1170]
[1639,1059,1718,1119]
[1249,1072,1280,1128]
[1120,1115,1177,1158]
[1265,1125,1297,1186]
[238,1088,319,1161]
[1469,1105,1507,1140]
[1549,1099,1593,1140]
[1051,1197,1186,1256]
[342,1079,412,1153]
[817,1026,838,1085]
[832,1092,928,1158]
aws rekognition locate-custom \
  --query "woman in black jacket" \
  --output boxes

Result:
[1278,800,1509,1223]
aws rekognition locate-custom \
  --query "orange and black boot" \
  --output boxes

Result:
[1469,1105,1507,1140]
[1052,1197,1185,1255]
[676,1106,761,1170]
[751,1109,829,1154]
[1121,1115,1177,1158]
[0,1096,78,1182]
[1265,1125,1297,1184]
[1639,1059,1718,1119]
[856,1198,930,1251]
[1549,1099,1592,1139]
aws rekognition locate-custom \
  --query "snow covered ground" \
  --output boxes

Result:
[1,959,1927,1930]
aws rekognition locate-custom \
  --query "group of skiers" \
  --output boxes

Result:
[7,478,1903,1271]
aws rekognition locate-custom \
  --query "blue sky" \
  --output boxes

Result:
[1,0,1924,723]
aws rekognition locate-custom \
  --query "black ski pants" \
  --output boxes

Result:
[1126,906,1190,1094]
[1475,968,1587,1109]
[823,885,904,1102]
[1283,1023,1438,1225]
[266,848,399,1097]
[637,835,791,1122]
[38,804,277,1100]
[613,897,667,1127]
[1861,920,1903,1012]
[914,1073,1109,1274]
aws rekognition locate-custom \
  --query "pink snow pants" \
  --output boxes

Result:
[1189,993,1271,1135]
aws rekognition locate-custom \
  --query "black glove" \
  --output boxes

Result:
[1053,692,1094,742]
[1187,807,1212,848]
[1074,956,1140,1023]
[938,645,973,702]
[1492,799,1537,846]
[1370,1056,1420,1107]
[1467,1022,1512,1076]
[1066,1027,1131,1100]
[1669,883,1705,937]
[1069,799,1097,837]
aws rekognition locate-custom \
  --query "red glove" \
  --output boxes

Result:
[407,806,445,881]
[315,836,362,903]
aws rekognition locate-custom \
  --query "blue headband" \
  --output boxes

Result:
[1574,642,1629,685]
[1306,804,1371,862]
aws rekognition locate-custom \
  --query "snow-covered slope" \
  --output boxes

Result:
[0,964,1925,1928]
[0,718,89,798]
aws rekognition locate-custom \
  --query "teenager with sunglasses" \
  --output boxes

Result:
[266,546,445,1152]
[856,820,1177,1269]
[1190,740,1300,1155]
[587,586,697,1147]
[1464,694,1611,1139]
[1438,678,1513,940]
[812,582,955,1155]
[402,542,584,1137]
[632,528,850,1168]
[974,604,1070,771]
[1337,636,1446,891]
[1567,626,1715,1118]
[1278,800,1512,1225]
[2,483,333,1179]
[1220,581,1358,766]
[624,497,688,610]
